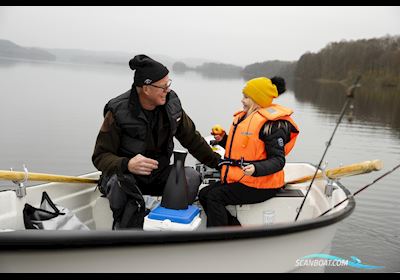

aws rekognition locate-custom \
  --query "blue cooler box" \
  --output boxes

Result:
[143,205,201,231]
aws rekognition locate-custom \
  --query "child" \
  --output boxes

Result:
[199,76,299,227]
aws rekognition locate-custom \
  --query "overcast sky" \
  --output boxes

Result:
[0,6,399,66]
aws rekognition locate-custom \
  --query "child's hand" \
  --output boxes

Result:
[242,164,255,176]
[211,124,225,142]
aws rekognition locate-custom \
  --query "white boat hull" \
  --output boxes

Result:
[0,163,354,273]
[0,225,335,272]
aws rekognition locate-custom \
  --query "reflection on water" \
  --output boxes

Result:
[294,79,400,135]
[293,79,400,273]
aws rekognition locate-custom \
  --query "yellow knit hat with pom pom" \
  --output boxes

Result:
[242,77,278,107]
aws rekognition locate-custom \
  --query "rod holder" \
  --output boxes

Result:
[11,164,28,198]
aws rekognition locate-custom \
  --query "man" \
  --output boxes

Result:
[92,54,221,229]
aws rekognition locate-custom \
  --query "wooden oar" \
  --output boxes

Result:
[0,159,383,185]
[0,170,99,184]
[286,159,383,184]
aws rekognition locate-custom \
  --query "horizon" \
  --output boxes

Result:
[0,6,399,66]
[2,34,399,69]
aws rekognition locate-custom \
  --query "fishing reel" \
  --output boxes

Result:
[195,135,224,184]
[195,163,221,185]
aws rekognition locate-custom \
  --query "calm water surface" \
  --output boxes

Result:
[0,59,399,272]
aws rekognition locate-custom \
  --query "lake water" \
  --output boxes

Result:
[0,59,399,273]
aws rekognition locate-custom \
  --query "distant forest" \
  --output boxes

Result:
[295,35,400,88]
[173,35,400,89]
[1,35,399,89]
[241,60,296,85]
[173,60,296,84]
[172,62,243,79]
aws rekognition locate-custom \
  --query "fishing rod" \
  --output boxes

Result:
[294,75,362,222]
[319,163,400,216]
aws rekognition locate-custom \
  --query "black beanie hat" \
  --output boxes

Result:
[129,54,169,86]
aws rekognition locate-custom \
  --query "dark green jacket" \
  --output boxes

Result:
[92,87,220,181]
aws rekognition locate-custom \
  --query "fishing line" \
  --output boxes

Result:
[294,75,362,222]
[319,163,400,216]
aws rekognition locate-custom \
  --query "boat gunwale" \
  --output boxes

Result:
[0,180,355,250]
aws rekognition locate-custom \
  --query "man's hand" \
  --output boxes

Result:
[128,154,158,175]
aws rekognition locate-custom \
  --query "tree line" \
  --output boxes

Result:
[173,62,243,79]
[173,35,399,90]
[173,60,296,83]
[241,60,297,87]
[2,35,399,89]
[295,35,400,88]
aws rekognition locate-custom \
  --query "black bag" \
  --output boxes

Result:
[100,173,147,230]
[23,191,90,230]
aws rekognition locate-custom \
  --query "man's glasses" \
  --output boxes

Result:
[149,79,172,91]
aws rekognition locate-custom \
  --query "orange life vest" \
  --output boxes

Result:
[221,103,299,189]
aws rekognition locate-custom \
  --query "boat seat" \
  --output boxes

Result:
[226,187,307,225]
[275,186,304,197]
